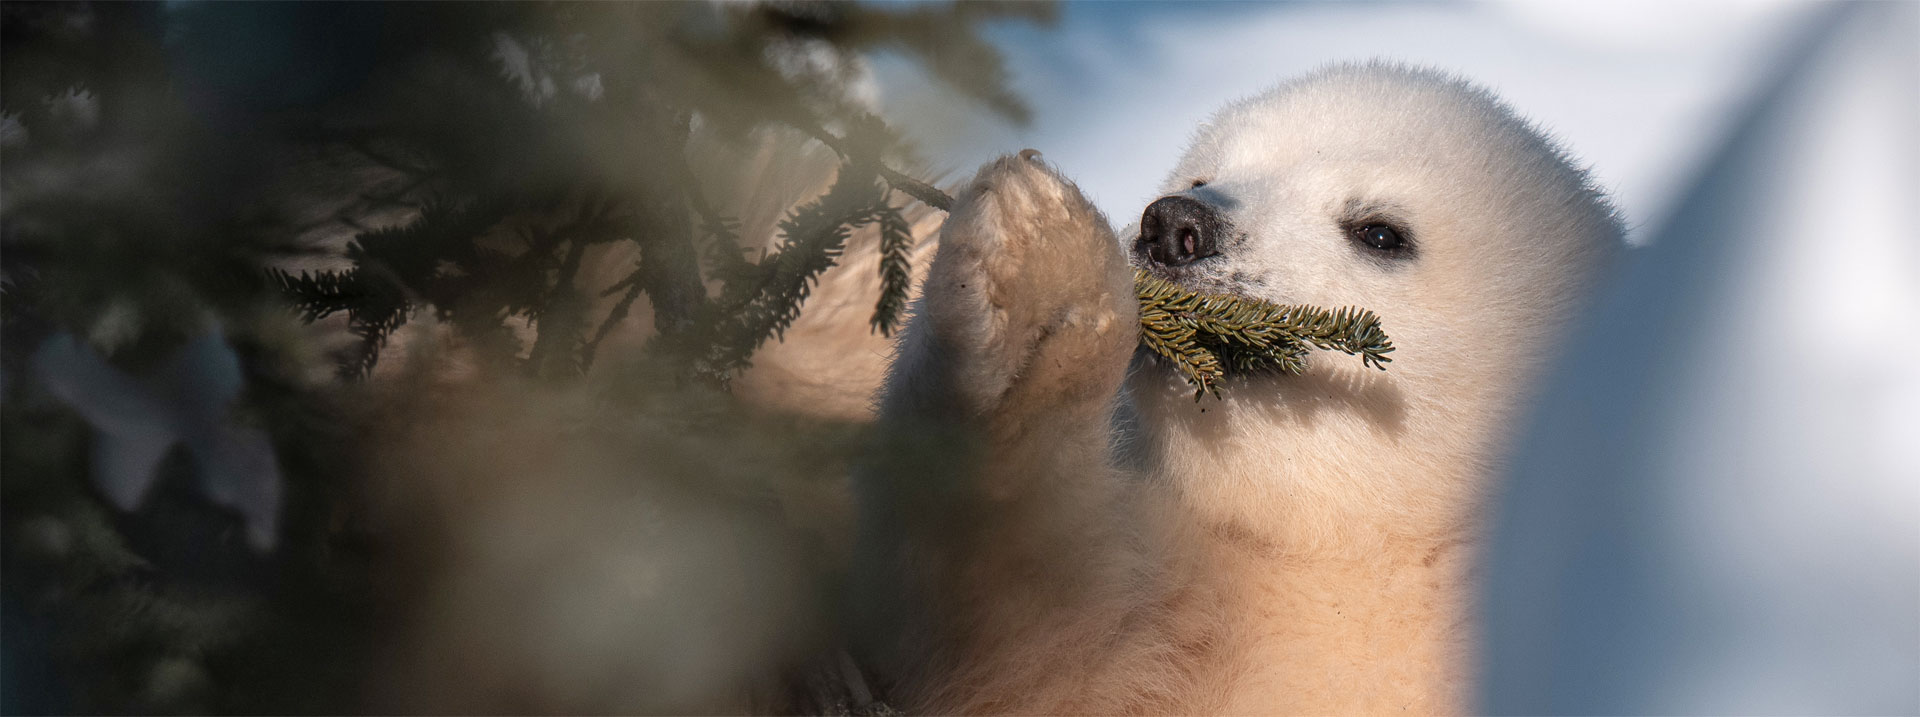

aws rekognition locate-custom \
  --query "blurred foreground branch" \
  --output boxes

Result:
[0,2,1050,713]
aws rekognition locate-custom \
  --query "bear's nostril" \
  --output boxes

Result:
[1139,195,1220,267]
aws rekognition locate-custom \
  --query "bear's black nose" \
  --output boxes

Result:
[1138,195,1221,267]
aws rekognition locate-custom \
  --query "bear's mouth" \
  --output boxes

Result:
[1132,267,1395,398]
[1129,252,1245,296]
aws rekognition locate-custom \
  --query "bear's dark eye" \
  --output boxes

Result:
[1353,223,1404,251]
[1338,204,1417,262]
[1190,179,1207,188]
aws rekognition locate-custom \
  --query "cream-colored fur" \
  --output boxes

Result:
[853,63,1622,714]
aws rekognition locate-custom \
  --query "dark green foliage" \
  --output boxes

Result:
[1,2,1047,713]
[870,203,916,337]
[690,159,884,382]
[267,198,516,378]
[1135,269,1395,398]
[230,2,1027,384]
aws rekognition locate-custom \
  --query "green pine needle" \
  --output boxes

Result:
[869,204,915,337]
[1135,269,1393,399]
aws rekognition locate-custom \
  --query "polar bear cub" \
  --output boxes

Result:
[852,63,1622,715]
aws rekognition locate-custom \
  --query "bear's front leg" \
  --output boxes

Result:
[853,153,1142,712]
[881,152,1137,493]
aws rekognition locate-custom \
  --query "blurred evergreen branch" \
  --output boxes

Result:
[0,2,1050,713]
[869,203,915,337]
[223,1,1045,384]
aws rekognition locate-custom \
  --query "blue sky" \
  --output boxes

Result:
[873,1,1812,241]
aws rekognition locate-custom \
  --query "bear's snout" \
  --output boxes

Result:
[1138,195,1224,267]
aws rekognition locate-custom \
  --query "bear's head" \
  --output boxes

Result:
[1124,63,1622,552]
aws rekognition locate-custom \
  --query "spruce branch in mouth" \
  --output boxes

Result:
[1134,269,1393,399]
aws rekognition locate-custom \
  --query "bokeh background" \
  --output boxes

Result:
[876,1,1803,241]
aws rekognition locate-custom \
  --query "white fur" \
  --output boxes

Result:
[854,63,1622,714]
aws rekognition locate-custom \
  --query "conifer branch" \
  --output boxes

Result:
[630,114,711,340]
[525,224,595,379]
[691,162,884,383]
[265,267,361,322]
[582,277,645,373]
[1135,269,1393,399]
[869,201,914,337]
[880,168,952,212]
[785,116,952,212]
[687,177,755,287]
